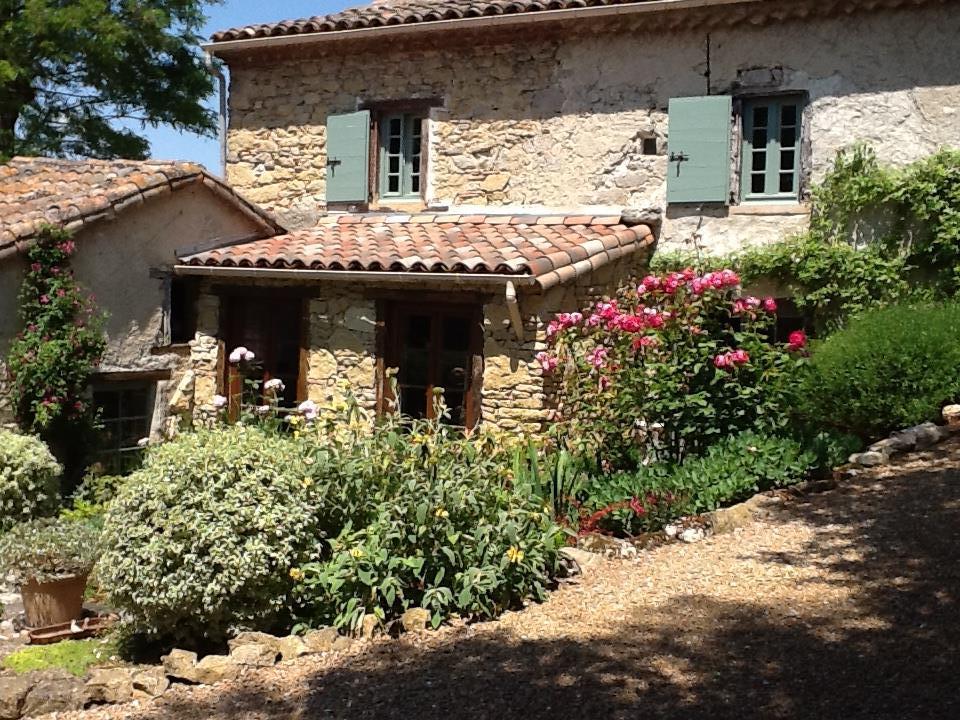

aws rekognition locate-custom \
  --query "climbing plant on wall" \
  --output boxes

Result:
[653,145,960,334]
[5,226,105,474]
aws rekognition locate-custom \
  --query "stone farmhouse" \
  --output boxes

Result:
[2,0,959,456]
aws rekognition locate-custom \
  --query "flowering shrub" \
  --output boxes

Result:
[0,429,61,531]
[798,302,960,439]
[99,425,326,647]
[580,432,816,536]
[5,226,105,434]
[544,268,802,470]
[293,402,564,632]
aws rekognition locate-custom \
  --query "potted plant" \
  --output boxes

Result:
[0,517,101,628]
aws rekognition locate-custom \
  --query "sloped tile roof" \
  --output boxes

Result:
[0,156,283,258]
[210,0,663,42]
[179,213,654,286]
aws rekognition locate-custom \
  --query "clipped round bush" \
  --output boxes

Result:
[0,429,61,531]
[800,302,960,439]
[99,425,324,646]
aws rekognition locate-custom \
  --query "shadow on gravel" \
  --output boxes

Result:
[138,450,960,720]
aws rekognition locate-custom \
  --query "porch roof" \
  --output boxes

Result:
[177,213,654,290]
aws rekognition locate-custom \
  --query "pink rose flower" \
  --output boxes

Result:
[787,329,808,352]
[535,351,558,373]
[762,297,777,312]
[586,346,609,369]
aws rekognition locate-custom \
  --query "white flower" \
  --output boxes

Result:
[136,437,150,448]
[297,399,318,420]
[213,394,228,409]
[255,405,271,416]
[228,346,248,364]
[264,378,285,392]
[244,350,255,362]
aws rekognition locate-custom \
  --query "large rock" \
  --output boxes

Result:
[161,649,198,682]
[86,667,136,704]
[21,670,89,716]
[192,655,241,684]
[132,666,169,700]
[227,631,282,655]
[303,627,339,653]
[849,451,888,467]
[277,635,309,662]
[358,615,381,639]
[913,422,948,449]
[399,608,432,633]
[229,643,277,667]
[0,676,31,720]
[943,404,960,427]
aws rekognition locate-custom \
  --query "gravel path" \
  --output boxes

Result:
[58,440,960,720]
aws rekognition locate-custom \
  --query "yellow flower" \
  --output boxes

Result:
[293,430,301,439]
[506,546,524,564]
[434,507,449,519]
[302,477,313,488]
[289,568,304,581]
[349,547,365,559]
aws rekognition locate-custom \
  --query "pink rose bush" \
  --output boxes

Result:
[542,268,803,468]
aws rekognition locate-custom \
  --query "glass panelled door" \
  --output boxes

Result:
[387,304,481,427]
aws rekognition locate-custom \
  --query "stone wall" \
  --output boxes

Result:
[225,2,960,256]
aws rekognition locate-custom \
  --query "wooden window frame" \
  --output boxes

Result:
[377,299,484,429]
[91,378,157,474]
[361,98,441,210]
[739,95,805,203]
[217,290,309,413]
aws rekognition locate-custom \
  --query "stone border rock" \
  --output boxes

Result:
[0,613,439,719]
[847,408,960,468]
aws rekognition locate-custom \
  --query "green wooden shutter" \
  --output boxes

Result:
[326,110,370,204]
[666,96,732,204]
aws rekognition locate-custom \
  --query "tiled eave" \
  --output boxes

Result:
[177,213,656,292]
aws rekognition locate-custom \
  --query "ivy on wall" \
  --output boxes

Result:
[654,146,960,334]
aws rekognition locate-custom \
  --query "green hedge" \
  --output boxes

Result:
[0,429,61,532]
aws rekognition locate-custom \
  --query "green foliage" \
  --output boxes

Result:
[582,432,816,536]
[509,442,586,524]
[71,471,128,508]
[5,226,105,434]
[0,0,218,158]
[99,425,324,646]
[0,429,61,531]
[798,302,960,439]
[294,409,564,632]
[0,516,101,583]
[545,269,802,471]
[653,146,960,334]
[2,637,119,677]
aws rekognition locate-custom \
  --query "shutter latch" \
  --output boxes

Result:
[326,158,342,172]
[669,151,689,176]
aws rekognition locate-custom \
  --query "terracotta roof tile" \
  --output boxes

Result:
[210,1,673,42]
[0,156,284,258]
[179,213,654,285]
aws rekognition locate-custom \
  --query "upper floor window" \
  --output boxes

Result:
[325,99,439,209]
[740,96,803,201]
[665,93,806,206]
[378,113,424,201]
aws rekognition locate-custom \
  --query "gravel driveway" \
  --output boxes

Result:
[59,439,960,720]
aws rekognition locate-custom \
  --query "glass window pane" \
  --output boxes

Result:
[389,117,402,135]
[780,127,797,148]
[752,151,767,172]
[410,175,420,193]
[751,174,766,194]
[780,173,795,193]
[400,386,427,419]
[752,128,767,147]
[406,315,431,348]
[441,317,470,352]
[781,149,795,171]
[389,156,400,174]
[781,104,798,126]
[389,136,401,154]
[752,106,768,127]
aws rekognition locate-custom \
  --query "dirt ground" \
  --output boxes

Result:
[59,439,960,720]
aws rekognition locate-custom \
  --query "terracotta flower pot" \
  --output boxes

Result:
[21,573,89,629]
